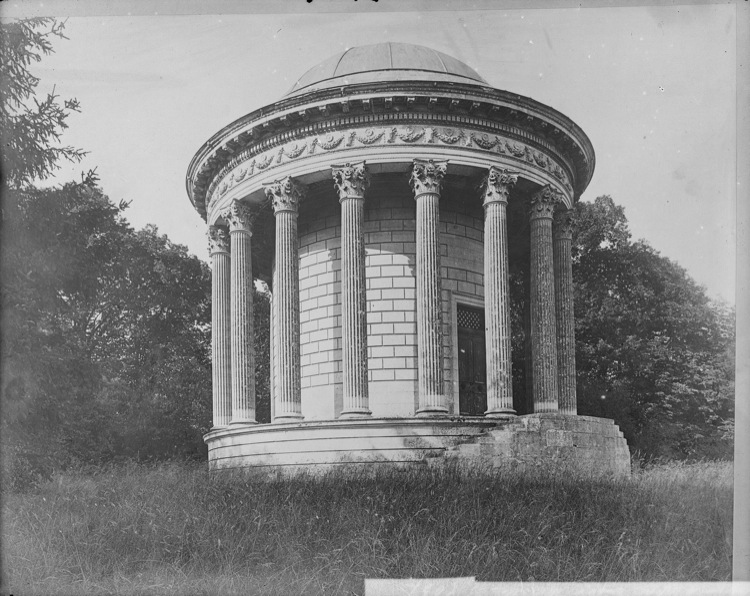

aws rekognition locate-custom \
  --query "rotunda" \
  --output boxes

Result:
[186,42,630,476]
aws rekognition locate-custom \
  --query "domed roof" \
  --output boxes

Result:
[285,42,488,97]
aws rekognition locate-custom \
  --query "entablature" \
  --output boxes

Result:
[187,81,595,220]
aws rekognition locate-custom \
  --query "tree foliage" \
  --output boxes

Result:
[572,196,735,460]
[0,18,217,489]
[1,180,216,488]
[1,18,85,189]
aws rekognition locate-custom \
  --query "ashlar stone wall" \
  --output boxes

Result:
[291,175,485,420]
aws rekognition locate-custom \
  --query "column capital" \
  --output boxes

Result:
[410,158,447,198]
[332,161,369,202]
[530,185,562,220]
[223,200,256,234]
[553,208,574,240]
[208,225,230,254]
[265,176,305,214]
[479,167,519,207]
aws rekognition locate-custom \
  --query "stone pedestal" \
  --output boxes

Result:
[529,187,559,413]
[480,167,518,418]
[410,159,448,416]
[266,178,304,421]
[333,162,371,418]
[209,225,231,428]
[554,209,577,415]
[224,200,257,424]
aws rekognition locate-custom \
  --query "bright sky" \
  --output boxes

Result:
[9,2,738,302]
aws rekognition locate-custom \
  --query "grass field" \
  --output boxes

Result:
[1,459,733,595]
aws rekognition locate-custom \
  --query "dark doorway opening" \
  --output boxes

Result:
[457,305,487,416]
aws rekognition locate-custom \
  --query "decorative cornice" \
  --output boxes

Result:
[205,120,575,214]
[187,83,595,199]
[530,185,562,220]
[553,208,574,239]
[332,161,369,201]
[186,83,594,218]
[479,166,519,207]
[410,158,447,198]
[208,225,230,254]
[223,200,256,234]
[264,176,305,214]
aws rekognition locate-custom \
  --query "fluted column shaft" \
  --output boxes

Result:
[209,226,231,428]
[480,168,518,418]
[554,209,577,414]
[333,162,371,418]
[411,159,448,416]
[529,187,560,412]
[266,178,304,421]
[224,201,256,424]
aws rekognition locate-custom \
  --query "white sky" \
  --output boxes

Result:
[7,2,738,302]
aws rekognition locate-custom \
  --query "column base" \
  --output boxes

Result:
[416,405,449,418]
[210,424,230,431]
[229,419,258,425]
[339,408,372,419]
[273,414,305,422]
[485,408,517,419]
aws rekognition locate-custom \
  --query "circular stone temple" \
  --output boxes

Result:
[186,42,630,476]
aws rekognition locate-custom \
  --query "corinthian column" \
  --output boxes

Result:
[480,167,519,418]
[265,177,304,421]
[223,200,257,424]
[410,159,448,416]
[529,186,560,412]
[209,225,231,428]
[553,208,577,415]
[332,162,371,418]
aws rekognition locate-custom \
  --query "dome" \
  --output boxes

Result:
[285,42,488,97]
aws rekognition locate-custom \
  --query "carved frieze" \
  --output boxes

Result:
[264,176,305,214]
[410,158,447,197]
[207,122,574,213]
[480,167,519,206]
[332,161,369,201]
[397,126,425,143]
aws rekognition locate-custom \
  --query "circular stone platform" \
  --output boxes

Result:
[205,414,630,477]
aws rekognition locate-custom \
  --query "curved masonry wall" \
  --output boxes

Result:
[205,415,631,478]
[292,177,485,420]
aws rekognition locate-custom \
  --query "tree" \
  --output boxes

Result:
[1,17,85,189]
[572,196,735,460]
[0,19,218,487]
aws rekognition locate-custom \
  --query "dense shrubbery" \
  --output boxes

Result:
[571,196,735,460]
[2,460,733,594]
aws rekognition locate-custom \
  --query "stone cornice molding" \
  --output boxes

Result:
[410,158,447,198]
[480,166,519,207]
[530,185,563,220]
[264,176,305,214]
[332,161,369,201]
[201,115,577,213]
[187,82,595,218]
[223,200,256,234]
[208,225,230,254]
[553,208,575,239]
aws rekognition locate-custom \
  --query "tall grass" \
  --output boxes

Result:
[2,459,733,595]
